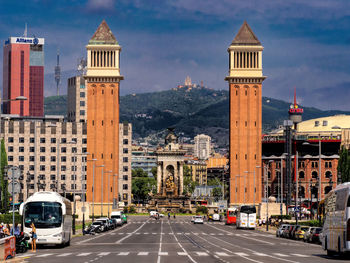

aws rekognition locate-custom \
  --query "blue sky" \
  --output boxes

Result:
[1,0,350,110]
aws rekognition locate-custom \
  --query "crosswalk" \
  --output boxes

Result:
[21,251,311,259]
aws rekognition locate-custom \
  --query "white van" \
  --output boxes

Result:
[150,211,159,218]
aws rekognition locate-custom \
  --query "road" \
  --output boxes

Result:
[19,216,347,263]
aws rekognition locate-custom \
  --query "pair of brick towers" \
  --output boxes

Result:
[85,20,265,209]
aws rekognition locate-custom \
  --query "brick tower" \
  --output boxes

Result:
[225,21,266,206]
[85,20,123,214]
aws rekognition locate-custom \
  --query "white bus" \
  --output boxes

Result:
[236,205,256,230]
[322,183,350,256]
[19,191,72,246]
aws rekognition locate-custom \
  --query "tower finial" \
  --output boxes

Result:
[294,86,297,106]
[24,23,27,37]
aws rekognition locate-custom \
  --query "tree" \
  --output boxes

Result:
[212,187,222,201]
[151,167,157,180]
[0,139,8,212]
[131,168,156,204]
[338,146,350,183]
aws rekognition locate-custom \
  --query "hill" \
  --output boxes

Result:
[44,87,350,146]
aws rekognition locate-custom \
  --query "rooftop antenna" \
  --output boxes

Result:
[24,23,27,37]
[54,49,61,96]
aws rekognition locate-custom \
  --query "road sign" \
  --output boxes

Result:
[8,181,21,195]
[7,167,20,180]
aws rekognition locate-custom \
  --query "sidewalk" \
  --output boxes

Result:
[255,225,277,235]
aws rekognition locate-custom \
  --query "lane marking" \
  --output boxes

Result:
[138,252,149,256]
[253,252,268,256]
[291,254,310,257]
[77,222,128,244]
[118,252,130,255]
[216,252,230,256]
[195,252,208,256]
[115,219,150,244]
[157,220,164,263]
[178,252,188,256]
[36,254,53,257]
[159,252,168,256]
[273,253,289,257]
[235,252,249,256]
[98,252,110,256]
[57,253,72,257]
[77,252,91,256]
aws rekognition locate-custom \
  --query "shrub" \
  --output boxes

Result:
[299,220,322,227]
[196,206,208,214]
[0,213,22,224]
[271,215,291,220]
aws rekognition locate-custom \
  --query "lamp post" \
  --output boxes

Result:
[69,140,77,235]
[105,170,113,217]
[87,158,97,221]
[96,165,105,217]
[235,174,246,203]
[113,174,118,210]
[303,139,322,220]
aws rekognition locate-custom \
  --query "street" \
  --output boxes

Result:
[19,216,344,263]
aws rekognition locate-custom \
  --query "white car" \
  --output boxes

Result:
[276,224,289,237]
[193,216,204,224]
[212,213,221,221]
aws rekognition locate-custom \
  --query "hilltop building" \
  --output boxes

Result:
[225,21,265,205]
[85,20,123,211]
[3,35,45,116]
[194,134,211,160]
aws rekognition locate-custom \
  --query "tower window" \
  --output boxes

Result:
[102,120,104,126]
[245,121,247,127]
[101,153,103,159]
[245,154,247,160]
[236,121,238,127]
[245,89,247,96]
[236,154,238,160]
[102,90,104,94]
[236,90,238,96]
[111,89,113,95]
[255,121,257,127]
[92,120,94,126]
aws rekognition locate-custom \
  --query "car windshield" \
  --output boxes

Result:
[24,202,62,228]
[240,206,256,214]
[301,227,309,231]
[92,222,102,225]
[111,215,121,219]
[315,228,322,233]
[195,216,202,219]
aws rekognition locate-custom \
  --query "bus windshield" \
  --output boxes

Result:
[24,202,62,228]
[228,211,236,216]
[240,206,256,214]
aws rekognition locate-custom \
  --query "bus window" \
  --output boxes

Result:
[347,196,350,207]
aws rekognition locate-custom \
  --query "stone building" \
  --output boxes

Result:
[194,134,211,160]
[119,122,132,206]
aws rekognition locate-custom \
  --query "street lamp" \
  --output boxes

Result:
[303,139,321,220]
[235,174,246,204]
[105,170,113,217]
[96,165,105,217]
[69,140,77,235]
[87,158,97,221]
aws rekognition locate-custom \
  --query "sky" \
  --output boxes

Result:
[1,0,350,110]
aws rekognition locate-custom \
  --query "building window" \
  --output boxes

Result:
[61,138,67,143]
[30,138,35,143]
[8,137,14,143]
[80,101,85,106]
[40,156,45,162]
[51,147,56,153]
[325,171,332,178]
[51,138,56,143]
[323,120,328,126]
[82,138,87,144]
[123,157,128,162]
[8,146,13,152]
[325,161,332,168]
[311,161,318,168]
[61,147,66,153]
[312,171,318,179]
[80,110,85,116]
[61,166,66,171]
[19,137,25,143]
[123,148,128,154]
[40,147,45,153]
[123,139,128,145]
[50,174,56,180]
[61,174,66,180]
[123,193,128,200]
[123,166,128,172]
[298,161,305,168]
[61,156,66,162]
[19,146,24,152]
[80,92,85,98]
[29,165,34,171]
[40,165,45,171]
[29,147,34,152]
[123,184,128,190]
[71,174,76,180]
[315,121,320,127]
[40,138,46,143]
[19,156,24,162]
[123,175,128,180]
[71,166,77,172]
[50,166,56,171]
[29,156,35,162]
[51,156,56,162]
[299,171,305,179]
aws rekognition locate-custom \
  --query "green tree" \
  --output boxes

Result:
[151,167,157,180]
[338,146,350,183]
[212,187,222,201]
[182,165,198,195]
[131,168,156,203]
[0,139,9,212]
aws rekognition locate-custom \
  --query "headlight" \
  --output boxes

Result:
[53,233,62,237]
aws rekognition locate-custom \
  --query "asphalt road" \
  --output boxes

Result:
[19,216,348,263]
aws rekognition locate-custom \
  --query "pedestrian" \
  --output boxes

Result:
[168,212,170,219]
[11,223,20,236]
[30,222,37,252]
[173,213,176,219]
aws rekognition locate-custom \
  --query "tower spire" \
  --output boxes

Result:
[294,86,297,107]
[54,49,61,96]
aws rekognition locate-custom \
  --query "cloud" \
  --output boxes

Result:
[85,0,116,13]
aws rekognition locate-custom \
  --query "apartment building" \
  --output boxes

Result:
[119,122,132,206]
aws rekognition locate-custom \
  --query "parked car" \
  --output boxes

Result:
[193,216,204,224]
[96,218,110,231]
[110,218,118,228]
[112,211,127,224]
[87,221,104,233]
[121,213,128,224]
[282,225,293,238]
[276,224,289,237]
[295,226,310,240]
[303,227,316,242]
[289,225,300,239]
[212,213,221,221]
[309,227,322,244]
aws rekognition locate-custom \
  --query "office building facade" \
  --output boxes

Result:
[3,36,45,117]
[67,75,87,123]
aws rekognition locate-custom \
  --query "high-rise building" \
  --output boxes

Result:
[225,21,266,205]
[119,122,132,206]
[67,75,87,123]
[194,134,211,160]
[3,36,45,116]
[85,20,123,210]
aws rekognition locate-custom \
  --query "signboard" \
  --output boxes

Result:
[8,182,21,195]
[6,37,45,45]
[7,167,20,180]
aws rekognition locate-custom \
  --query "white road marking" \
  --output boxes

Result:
[273,253,289,257]
[253,252,268,256]
[57,253,72,257]
[118,252,130,256]
[235,252,249,256]
[157,220,164,263]
[159,252,168,256]
[136,233,141,235]
[98,252,110,256]
[144,232,149,234]
[77,223,127,244]
[178,252,188,256]
[291,254,310,257]
[116,219,150,244]
[216,252,230,256]
[195,252,208,256]
[36,254,53,257]
[153,232,157,234]
[77,253,91,256]
[138,252,149,256]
